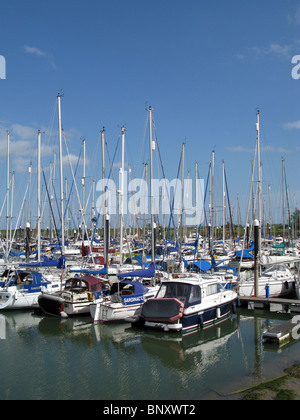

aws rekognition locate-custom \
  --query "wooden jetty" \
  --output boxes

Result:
[238,296,300,313]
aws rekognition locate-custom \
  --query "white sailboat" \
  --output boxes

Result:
[238,264,295,298]
[237,112,296,298]
[90,263,159,322]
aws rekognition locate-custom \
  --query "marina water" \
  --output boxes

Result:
[0,308,300,400]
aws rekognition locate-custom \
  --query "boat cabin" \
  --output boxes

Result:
[155,280,203,307]
[110,280,149,305]
[63,276,110,298]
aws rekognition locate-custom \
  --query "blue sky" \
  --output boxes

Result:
[0,0,300,230]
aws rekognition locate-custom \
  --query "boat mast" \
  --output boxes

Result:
[180,142,185,247]
[9,171,15,246]
[282,157,285,242]
[256,110,262,257]
[119,126,125,265]
[222,160,226,244]
[209,150,215,253]
[148,106,155,263]
[101,127,108,269]
[5,130,10,263]
[37,130,41,262]
[57,93,65,255]
[148,107,155,264]
[82,138,86,241]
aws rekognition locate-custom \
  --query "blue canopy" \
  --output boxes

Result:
[110,280,149,302]
[235,249,254,259]
[69,265,107,275]
[118,262,155,279]
[185,260,212,272]
[120,280,148,295]
[19,255,66,269]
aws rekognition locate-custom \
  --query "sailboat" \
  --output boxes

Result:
[90,263,160,322]
[0,270,64,310]
[237,111,296,298]
[238,264,295,297]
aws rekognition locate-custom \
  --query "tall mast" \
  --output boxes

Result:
[50,153,56,243]
[57,93,65,255]
[195,162,198,229]
[82,138,86,241]
[9,171,15,245]
[180,142,185,246]
[37,130,41,261]
[282,157,285,241]
[256,110,261,255]
[101,127,106,264]
[119,126,125,265]
[6,130,10,262]
[222,160,226,244]
[148,107,155,264]
[209,150,215,252]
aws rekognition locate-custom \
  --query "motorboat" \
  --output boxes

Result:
[128,272,238,332]
[38,275,110,317]
[0,271,63,310]
[237,264,296,298]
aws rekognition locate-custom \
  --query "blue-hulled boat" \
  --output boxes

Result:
[128,273,237,332]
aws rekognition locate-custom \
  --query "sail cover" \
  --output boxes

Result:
[118,263,155,279]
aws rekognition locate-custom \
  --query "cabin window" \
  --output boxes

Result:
[91,284,99,293]
[23,275,33,285]
[156,282,190,306]
[206,284,218,296]
[188,286,201,305]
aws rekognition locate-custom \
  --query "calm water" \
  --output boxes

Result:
[0,308,299,400]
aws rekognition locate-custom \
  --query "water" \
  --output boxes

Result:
[0,308,299,400]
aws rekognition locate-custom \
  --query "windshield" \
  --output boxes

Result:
[156,282,201,306]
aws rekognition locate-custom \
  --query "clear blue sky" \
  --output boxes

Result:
[0,0,300,230]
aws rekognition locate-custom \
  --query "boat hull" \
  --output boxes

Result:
[38,292,92,317]
[91,301,144,322]
[0,290,41,310]
[142,300,236,332]
[238,279,295,298]
[38,292,65,317]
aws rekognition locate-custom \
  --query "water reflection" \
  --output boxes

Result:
[0,309,298,400]
[138,316,238,369]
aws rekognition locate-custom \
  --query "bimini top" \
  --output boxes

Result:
[65,276,109,292]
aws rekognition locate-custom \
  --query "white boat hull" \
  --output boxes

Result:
[90,301,143,322]
[0,281,63,311]
[238,277,294,298]
[0,290,40,310]
[91,286,159,322]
